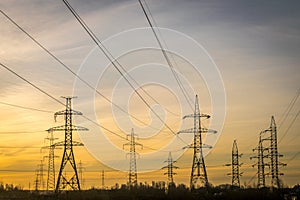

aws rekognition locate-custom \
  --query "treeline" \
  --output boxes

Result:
[0,183,299,200]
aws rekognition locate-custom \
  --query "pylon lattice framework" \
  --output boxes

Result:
[101,170,105,190]
[34,160,44,191]
[264,116,286,188]
[123,128,142,187]
[43,129,58,191]
[251,133,268,188]
[226,140,243,187]
[78,160,84,189]
[178,95,217,189]
[52,97,88,191]
[163,152,178,187]
[251,116,286,188]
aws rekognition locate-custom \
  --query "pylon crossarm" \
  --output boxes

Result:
[51,125,66,131]
[200,128,217,134]
[54,141,65,147]
[72,141,84,146]
[182,144,193,149]
[183,113,210,119]
[201,143,212,149]
[182,114,194,119]
[134,142,143,148]
[261,129,271,134]
[178,128,194,134]
[51,125,88,132]
[54,110,83,116]
[74,126,89,131]
[278,162,287,166]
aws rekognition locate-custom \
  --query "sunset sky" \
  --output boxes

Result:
[0,0,299,189]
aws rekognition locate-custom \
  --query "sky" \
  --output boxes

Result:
[0,0,299,189]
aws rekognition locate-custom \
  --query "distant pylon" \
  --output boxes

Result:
[163,152,178,187]
[34,169,39,191]
[52,97,88,191]
[178,95,217,189]
[262,116,286,188]
[251,133,268,188]
[35,160,45,191]
[226,140,243,187]
[123,128,143,187]
[101,170,105,190]
[43,128,58,191]
[78,160,84,189]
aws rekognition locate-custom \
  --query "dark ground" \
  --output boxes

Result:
[0,184,299,200]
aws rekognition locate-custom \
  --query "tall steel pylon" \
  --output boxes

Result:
[101,170,105,190]
[52,97,88,191]
[35,160,45,191]
[178,95,216,189]
[262,116,286,188]
[226,140,243,187]
[43,129,58,191]
[78,160,84,189]
[163,152,178,187]
[251,134,267,188]
[34,169,39,191]
[251,116,286,188]
[123,128,142,187]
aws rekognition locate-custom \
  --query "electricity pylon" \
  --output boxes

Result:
[101,170,105,190]
[178,95,217,189]
[163,152,178,187]
[43,128,58,191]
[123,128,142,188]
[78,160,84,190]
[262,116,286,189]
[52,97,88,191]
[35,160,45,191]
[34,169,39,191]
[226,140,243,187]
[251,116,286,188]
[251,132,268,188]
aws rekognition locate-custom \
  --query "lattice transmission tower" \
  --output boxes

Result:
[178,95,216,189]
[101,170,105,190]
[34,160,45,191]
[78,160,85,189]
[226,140,243,187]
[251,116,286,188]
[52,97,88,191]
[163,152,178,187]
[43,128,59,191]
[262,116,286,188]
[34,169,39,191]
[251,134,268,188]
[123,128,142,188]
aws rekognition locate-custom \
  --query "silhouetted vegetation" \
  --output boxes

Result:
[0,182,299,200]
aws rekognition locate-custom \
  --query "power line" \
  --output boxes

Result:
[0,131,44,134]
[1,6,188,148]
[278,108,300,144]
[278,88,300,127]
[285,152,300,165]
[0,9,161,132]
[0,62,125,140]
[0,101,53,113]
[61,0,181,140]
[0,63,65,106]
[0,146,42,149]
[0,62,182,153]
[138,0,194,111]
